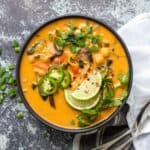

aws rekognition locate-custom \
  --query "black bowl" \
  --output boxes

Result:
[16,15,133,133]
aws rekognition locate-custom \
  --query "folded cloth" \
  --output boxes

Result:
[73,13,150,150]
[118,13,150,150]
[72,105,132,150]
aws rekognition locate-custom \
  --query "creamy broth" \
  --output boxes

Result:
[20,18,129,129]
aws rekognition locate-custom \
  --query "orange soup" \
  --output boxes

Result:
[20,18,129,129]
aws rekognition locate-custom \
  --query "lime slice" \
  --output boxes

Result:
[72,71,102,101]
[64,90,100,110]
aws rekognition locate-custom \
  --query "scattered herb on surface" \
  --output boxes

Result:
[0,94,4,104]
[16,112,24,119]
[7,77,16,85]
[0,64,22,106]
[7,88,16,98]
[0,67,6,77]
[0,40,29,119]
[0,85,6,91]
[11,40,21,53]
[17,97,22,103]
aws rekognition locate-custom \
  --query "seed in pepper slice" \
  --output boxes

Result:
[48,65,64,84]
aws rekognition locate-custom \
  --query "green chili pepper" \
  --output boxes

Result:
[48,65,64,84]
[60,70,71,89]
[38,76,58,96]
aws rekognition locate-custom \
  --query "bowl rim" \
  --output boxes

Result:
[16,15,133,133]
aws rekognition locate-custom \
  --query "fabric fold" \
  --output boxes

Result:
[118,13,150,150]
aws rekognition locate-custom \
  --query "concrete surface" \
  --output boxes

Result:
[0,0,150,149]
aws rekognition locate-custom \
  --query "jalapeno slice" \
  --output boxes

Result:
[60,70,72,89]
[48,65,64,83]
[38,76,58,96]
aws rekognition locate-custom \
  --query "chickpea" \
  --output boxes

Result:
[101,47,110,57]
[103,39,110,47]
[94,53,104,64]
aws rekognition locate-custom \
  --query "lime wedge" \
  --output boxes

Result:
[72,71,102,101]
[64,90,100,110]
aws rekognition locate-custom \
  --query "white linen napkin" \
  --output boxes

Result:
[118,13,150,150]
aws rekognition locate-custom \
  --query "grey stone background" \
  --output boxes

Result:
[0,0,149,150]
